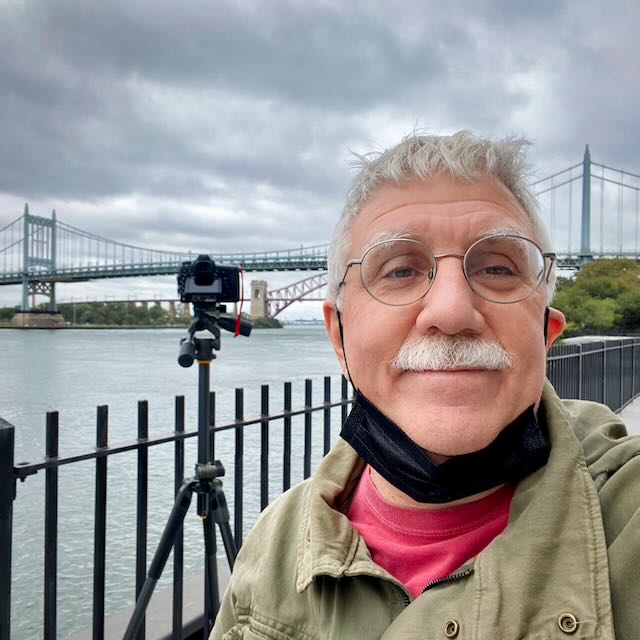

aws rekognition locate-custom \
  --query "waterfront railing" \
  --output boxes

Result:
[1,338,640,640]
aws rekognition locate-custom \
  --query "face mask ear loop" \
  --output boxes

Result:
[543,306,550,344]
[337,309,358,393]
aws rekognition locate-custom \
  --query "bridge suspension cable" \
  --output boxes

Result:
[589,161,640,259]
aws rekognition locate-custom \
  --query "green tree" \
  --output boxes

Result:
[575,259,640,299]
[618,288,640,331]
[148,302,166,325]
[554,276,575,294]
[0,306,19,321]
[552,258,640,335]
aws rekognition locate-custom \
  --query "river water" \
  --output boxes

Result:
[3,328,639,639]
[1,325,342,639]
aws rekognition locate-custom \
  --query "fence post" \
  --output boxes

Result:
[577,344,583,399]
[260,385,269,511]
[602,343,607,406]
[341,376,349,426]
[135,401,149,640]
[283,382,292,493]
[620,341,625,409]
[172,396,185,640]
[0,418,16,640]
[93,406,109,640]
[44,412,59,640]
[632,341,636,399]
[234,389,244,549]
[323,377,331,455]
[304,379,312,479]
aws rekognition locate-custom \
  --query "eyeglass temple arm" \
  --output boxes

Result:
[338,259,363,288]
[543,253,556,284]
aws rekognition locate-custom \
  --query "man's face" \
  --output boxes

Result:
[324,175,565,457]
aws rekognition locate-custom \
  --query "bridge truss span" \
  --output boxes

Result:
[267,273,328,318]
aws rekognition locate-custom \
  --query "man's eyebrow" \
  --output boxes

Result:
[475,226,529,240]
[361,227,530,253]
[363,230,421,251]
[355,226,533,259]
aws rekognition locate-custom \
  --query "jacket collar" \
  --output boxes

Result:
[295,381,614,636]
[295,439,375,592]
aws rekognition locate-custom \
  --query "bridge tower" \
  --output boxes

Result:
[20,205,59,311]
[12,205,65,327]
[250,280,268,319]
[580,145,593,264]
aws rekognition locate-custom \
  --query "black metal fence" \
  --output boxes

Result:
[546,338,640,409]
[1,338,640,640]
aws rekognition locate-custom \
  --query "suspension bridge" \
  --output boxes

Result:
[1,146,639,319]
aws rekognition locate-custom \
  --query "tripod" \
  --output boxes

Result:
[124,305,252,640]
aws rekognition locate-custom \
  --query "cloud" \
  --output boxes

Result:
[1,0,639,309]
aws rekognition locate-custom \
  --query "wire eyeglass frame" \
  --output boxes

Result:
[337,234,557,306]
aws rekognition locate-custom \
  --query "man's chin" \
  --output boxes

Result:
[414,430,502,459]
[395,368,502,406]
[391,403,505,457]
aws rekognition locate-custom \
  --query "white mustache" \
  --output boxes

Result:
[391,335,514,372]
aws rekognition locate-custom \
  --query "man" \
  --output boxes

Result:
[212,132,640,639]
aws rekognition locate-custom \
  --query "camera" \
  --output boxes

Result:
[177,254,241,304]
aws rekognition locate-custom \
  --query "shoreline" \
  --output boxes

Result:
[0,323,285,330]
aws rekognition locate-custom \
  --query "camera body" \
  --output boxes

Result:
[177,254,241,304]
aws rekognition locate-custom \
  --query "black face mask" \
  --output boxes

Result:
[340,391,550,504]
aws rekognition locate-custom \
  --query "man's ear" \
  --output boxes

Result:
[545,307,566,352]
[323,300,348,378]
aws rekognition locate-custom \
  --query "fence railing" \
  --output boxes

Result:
[2,338,640,640]
[546,338,640,410]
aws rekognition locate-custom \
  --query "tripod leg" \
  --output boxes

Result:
[123,479,197,640]
[203,515,220,637]
[218,521,237,571]
[210,483,238,569]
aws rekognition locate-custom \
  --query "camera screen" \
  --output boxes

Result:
[184,276,222,295]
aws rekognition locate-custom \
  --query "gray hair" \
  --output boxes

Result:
[327,131,556,307]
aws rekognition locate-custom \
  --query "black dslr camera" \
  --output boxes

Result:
[177,254,240,304]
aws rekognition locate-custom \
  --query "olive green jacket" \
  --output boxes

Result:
[211,382,640,639]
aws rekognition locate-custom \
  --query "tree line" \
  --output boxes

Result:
[552,258,640,336]
[0,302,282,328]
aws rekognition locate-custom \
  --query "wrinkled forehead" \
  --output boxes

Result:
[348,176,536,254]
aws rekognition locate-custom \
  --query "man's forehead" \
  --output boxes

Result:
[357,175,525,217]
[349,176,534,248]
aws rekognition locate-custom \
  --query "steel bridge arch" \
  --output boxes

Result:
[268,273,328,318]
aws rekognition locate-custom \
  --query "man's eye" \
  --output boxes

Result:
[476,265,517,277]
[387,266,415,279]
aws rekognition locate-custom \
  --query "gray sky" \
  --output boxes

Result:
[1,0,639,317]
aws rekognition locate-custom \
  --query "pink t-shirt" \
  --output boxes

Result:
[347,466,515,598]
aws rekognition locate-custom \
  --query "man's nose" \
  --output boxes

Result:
[414,256,485,335]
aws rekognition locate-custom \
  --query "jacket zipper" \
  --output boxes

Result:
[422,567,475,593]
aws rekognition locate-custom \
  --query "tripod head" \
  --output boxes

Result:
[178,302,252,367]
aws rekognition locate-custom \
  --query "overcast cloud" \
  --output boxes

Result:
[1,0,639,314]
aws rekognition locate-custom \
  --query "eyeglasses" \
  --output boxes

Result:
[338,234,556,306]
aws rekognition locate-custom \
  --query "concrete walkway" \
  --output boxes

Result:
[619,394,640,436]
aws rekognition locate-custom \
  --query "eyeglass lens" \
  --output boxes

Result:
[359,236,546,305]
